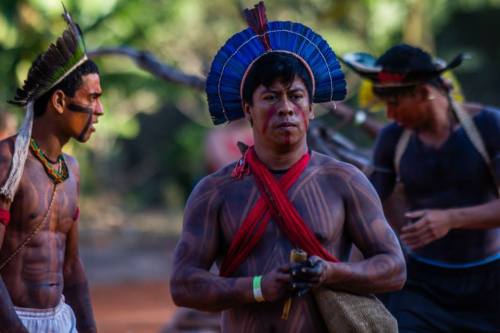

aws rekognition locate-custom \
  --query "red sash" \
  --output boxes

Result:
[220,147,338,277]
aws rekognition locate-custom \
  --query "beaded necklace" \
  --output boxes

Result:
[29,138,69,184]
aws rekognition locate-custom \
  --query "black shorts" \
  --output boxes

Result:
[385,257,500,333]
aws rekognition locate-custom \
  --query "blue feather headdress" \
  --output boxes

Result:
[206,2,346,125]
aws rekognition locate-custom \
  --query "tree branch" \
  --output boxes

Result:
[89,46,376,171]
[88,47,206,91]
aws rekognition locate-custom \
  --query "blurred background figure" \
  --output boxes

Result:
[204,118,253,173]
[0,110,17,140]
[343,43,500,333]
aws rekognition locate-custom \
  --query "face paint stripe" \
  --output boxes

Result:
[68,103,93,113]
[77,113,93,141]
[71,102,94,141]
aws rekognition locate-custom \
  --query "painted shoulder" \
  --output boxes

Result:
[188,161,239,200]
[63,152,80,180]
[310,150,365,178]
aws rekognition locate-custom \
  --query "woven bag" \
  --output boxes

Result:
[314,288,398,333]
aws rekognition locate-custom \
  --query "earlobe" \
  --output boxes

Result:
[420,85,434,102]
[243,102,252,122]
[51,90,66,114]
[308,106,314,120]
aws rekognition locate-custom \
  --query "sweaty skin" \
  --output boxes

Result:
[0,73,102,333]
[171,76,405,333]
[0,141,93,332]
[171,154,405,332]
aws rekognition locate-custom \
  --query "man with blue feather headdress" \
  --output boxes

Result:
[170,2,406,332]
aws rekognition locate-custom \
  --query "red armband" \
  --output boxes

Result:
[0,208,10,227]
[72,207,80,221]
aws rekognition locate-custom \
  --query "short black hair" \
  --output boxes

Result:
[373,44,447,97]
[242,52,313,105]
[33,59,99,117]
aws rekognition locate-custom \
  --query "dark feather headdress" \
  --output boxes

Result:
[206,1,346,125]
[341,44,465,88]
[0,5,88,202]
[10,5,87,106]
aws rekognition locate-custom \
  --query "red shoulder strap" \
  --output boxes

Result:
[248,149,339,263]
[220,148,338,277]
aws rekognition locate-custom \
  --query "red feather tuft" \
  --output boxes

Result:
[244,2,272,51]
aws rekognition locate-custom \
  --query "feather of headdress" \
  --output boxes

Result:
[244,1,272,51]
[440,53,465,72]
[9,4,87,106]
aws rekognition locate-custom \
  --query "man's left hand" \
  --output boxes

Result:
[400,209,452,249]
[290,256,328,296]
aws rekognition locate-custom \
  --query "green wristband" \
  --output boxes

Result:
[252,275,265,302]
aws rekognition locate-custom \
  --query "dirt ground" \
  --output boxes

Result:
[91,281,176,333]
[80,208,184,333]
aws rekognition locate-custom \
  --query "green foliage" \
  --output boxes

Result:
[1,0,499,210]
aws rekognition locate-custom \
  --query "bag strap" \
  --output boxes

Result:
[451,101,500,197]
[0,185,58,272]
[392,102,499,197]
[393,129,411,181]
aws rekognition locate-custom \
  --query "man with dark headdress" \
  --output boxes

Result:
[0,8,102,333]
[170,3,406,332]
[343,44,500,332]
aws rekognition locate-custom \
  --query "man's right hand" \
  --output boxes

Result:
[260,264,293,302]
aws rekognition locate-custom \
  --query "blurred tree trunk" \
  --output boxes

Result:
[403,0,435,52]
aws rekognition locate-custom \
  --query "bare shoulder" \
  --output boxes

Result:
[309,151,375,195]
[0,136,15,184]
[310,151,366,180]
[63,153,80,179]
[187,162,239,206]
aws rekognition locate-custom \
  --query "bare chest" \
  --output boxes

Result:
[221,294,327,332]
[9,159,78,238]
[217,175,346,270]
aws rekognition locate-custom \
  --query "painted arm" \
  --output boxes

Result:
[63,219,96,333]
[368,125,410,233]
[0,140,29,333]
[63,160,96,333]
[170,177,291,311]
[292,168,406,294]
[322,169,406,293]
[0,226,29,333]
